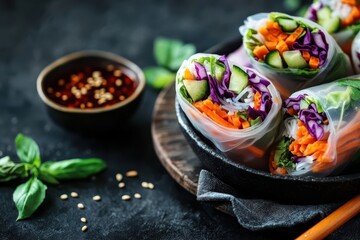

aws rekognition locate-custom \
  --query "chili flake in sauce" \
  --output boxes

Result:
[46,65,137,109]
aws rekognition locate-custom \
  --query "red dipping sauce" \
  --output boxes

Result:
[45,64,137,109]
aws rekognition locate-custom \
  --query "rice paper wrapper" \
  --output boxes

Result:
[176,53,282,170]
[279,77,360,176]
[240,12,352,98]
[304,0,360,48]
[352,31,360,74]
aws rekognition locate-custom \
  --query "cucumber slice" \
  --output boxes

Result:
[282,50,308,69]
[265,50,283,69]
[300,99,309,110]
[229,66,249,94]
[214,62,225,82]
[317,7,332,20]
[277,18,298,32]
[183,79,209,102]
[319,17,341,33]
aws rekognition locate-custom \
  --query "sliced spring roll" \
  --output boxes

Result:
[176,53,282,170]
[240,12,352,98]
[305,0,360,52]
[270,77,360,176]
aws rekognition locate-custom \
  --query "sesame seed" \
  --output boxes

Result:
[118,182,125,188]
[92,71,101,78]
[81,225,88,232]
[147,183,155,189]
[126,170,138,178]
[80,103,86,109]
[134,193,142,199]
[61,95,68,101]
[77,203,85,209]
[114,70,122,77]
[55,92,61,98]
[115,79,122,86]
[119,95,125,101]
[81,217,87,223]
[93,195,101,201]
[86,102,93,108]
[115,173,123,182]
[80,88,87,95]
[141,182,149,188]
[71,192,79,198]
[60,194,68,200]
[122,195,131,201]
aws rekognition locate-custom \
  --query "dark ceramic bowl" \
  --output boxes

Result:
[176,103,360,204]
[37,50,145,133]
[176,37,360,204]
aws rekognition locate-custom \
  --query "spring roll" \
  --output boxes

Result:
[305,0,360,52]
[176,53,282,170]
[270,77,360,176]
[240,12,352,98]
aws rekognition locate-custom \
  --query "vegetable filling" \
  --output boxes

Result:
[270,94,330,174]
[179,55,273,129]
[244,13,329,71]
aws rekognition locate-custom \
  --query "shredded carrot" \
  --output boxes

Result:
[265,41,278,51]
[287,107,296,115]
[341,5,360,27]
[259,27,269,36]
[276,39,289,54]
[309,56,320,69]
[302,51,311,61]
[289,121,328,162]
[342,0,357,6]
[285,26,304,45]
[253,91,261,110]
[193,101,236,129]
[253,45,269,60]
[184,68,194,80]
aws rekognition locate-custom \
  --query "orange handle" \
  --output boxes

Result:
[296,194,360,240]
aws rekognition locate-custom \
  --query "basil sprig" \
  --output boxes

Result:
[0,133,107,220]
[144,37,196,89]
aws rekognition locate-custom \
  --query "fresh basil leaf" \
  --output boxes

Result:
[0,156,28,182]
[38,170,59,185]
[337,79,360,101]
[168,42,196,71]
[144,67,176,89]
[15,134,41,167]
[274,137,294,169]
[154,37,196,71]
[13,177,47,220]
[40,158,106,180]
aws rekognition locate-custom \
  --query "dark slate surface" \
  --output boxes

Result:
[1,0,358,239]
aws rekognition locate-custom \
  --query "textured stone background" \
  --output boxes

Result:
[1,0,358,239]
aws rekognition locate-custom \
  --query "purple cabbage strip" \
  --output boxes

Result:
[291,29,329,67]
[247,106,267,121]
[199,56,234,103]
[298,103,324,140]
[306,2,323,22]
[194,62,208,80]
[217,56,235,98]
[285,94,305,113]
[207,75,221,104]
[246,69,273,120]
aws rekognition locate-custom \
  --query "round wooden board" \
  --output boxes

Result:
[151,84,201,195]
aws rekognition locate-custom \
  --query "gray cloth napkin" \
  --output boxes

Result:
[197,170,341,231]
